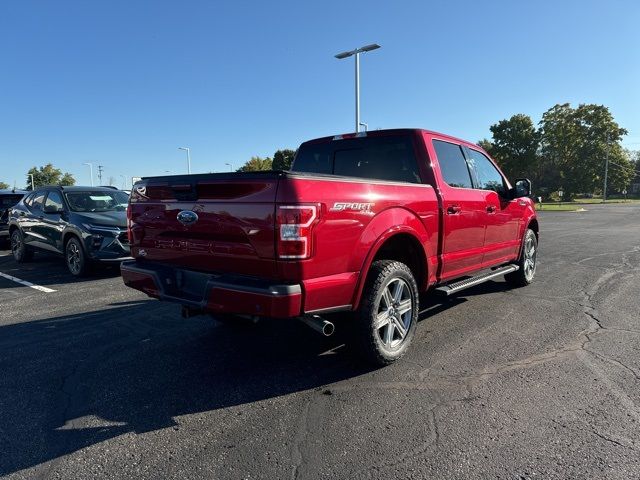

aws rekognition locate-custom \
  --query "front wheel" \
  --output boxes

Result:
[505,228,538,287]
[354,260,419,366]
[11,229,34,263]
[65,237,90,277]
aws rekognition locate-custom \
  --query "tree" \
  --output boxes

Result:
[538,103,629,199]
[0,181,9,190]
[26,164,76,189]
[236,156,273,172]
[272,149,296,170]
[477,139,495,158]
[486,114,540,182]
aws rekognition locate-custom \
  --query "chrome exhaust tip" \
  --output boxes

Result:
[300,315,335,336]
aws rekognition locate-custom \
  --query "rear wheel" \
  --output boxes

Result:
[11,229,34,263]
[506,228,537,287]
[65,236,90,277]
[354,260,419,366]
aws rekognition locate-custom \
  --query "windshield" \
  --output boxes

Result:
[64,190,130,212]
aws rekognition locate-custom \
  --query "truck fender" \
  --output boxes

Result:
[349,207,436,311]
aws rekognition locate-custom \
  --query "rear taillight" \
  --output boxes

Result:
[126,204,133,244]
[276,205,318,259]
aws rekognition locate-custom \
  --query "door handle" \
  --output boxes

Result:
[486,205,497,213]
[447,205,462,215]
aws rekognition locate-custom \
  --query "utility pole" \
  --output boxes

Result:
[602,133,610,203]
[98,165,104,185]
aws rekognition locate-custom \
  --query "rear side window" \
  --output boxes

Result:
[433,140,473,188]
[293,135,421,183]
[467,149,507,195]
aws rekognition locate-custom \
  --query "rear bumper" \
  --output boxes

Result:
[120,261,303,318]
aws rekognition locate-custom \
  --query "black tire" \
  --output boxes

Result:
[10,229,34,263]
[354,260,419,366]
[505,228,538,287]
[65,236,90,277]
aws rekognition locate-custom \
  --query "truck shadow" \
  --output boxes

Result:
[0,301,372,475]
[0,251,122,288]
[0,279,514,475]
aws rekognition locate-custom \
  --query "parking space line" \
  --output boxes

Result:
[0,272,56,293]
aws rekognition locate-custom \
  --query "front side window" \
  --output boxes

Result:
[64,190,129,212]
[467,149,507,195]
[433,140,473,188]
[45,191,64,211]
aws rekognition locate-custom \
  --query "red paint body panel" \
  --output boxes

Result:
[122,128,538,318]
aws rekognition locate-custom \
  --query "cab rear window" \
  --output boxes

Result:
[293,135,421,183]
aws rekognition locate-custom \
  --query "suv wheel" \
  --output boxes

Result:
[65,237,89,277]
[355,260,419,365]
[11,229,34,263]
[505,228,538,287]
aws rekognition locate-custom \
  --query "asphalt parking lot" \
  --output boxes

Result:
[1,204,639,479]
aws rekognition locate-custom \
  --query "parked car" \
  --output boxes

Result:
[0,189,28,246]
[8,186,131,276]
[121,128,538,365]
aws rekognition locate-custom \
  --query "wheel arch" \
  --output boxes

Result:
[351,223,433,311]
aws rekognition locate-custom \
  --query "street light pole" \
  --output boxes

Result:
[28,174,35,190]
[335,44,381,133]
[355,52,360,132]
[178,147,191,174]
[83,163,94,186]
[225,163,233,172]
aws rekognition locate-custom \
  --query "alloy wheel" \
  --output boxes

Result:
[523,234,537,281]
[67,242,81,275]
[374,277,414,350]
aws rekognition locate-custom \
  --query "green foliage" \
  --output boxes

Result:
[0,181,10,189]
[539,103,629,199]
[272,149,296,171]
[236,156,273,172]
[27,164,76,189]
[487,114,540,182]
[484,103,633,200]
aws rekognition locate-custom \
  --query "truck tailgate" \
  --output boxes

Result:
[128,173,280,279]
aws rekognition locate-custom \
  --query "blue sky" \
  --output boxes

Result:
[1,0,638,188]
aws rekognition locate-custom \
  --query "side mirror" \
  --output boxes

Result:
[43,205,63,214]
[513,178,532,198]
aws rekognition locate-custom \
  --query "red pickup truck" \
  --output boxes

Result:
[121,129,538,365]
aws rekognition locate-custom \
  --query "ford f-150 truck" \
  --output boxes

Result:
[121,129,538,365]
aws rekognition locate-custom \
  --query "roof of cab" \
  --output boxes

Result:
[299,128,481,149]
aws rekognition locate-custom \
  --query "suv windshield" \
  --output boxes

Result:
[65,190,129,212]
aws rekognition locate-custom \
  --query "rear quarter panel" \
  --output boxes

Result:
[276,176,439,312]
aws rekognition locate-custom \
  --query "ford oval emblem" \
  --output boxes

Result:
[177,210,199,226]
